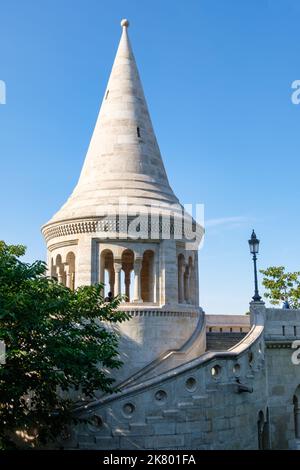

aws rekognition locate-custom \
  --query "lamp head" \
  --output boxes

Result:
[248,229,260,255]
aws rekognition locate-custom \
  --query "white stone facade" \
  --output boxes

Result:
[60,303,300,450]
[42,19,205,382]
[42,20,300,449]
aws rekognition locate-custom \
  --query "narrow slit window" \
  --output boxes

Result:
[105,90,109,99]
[137,127,141,138]
[282,325,285,336]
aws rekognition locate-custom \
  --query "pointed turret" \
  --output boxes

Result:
[41,21,205,381]
[47,19,179,224]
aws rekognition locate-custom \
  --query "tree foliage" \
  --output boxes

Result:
[0,241,129,448]
[260,266,300,308]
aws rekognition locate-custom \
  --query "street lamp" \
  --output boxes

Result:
[248,230,262,302]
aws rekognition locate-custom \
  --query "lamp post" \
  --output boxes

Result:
[248,230,262,302]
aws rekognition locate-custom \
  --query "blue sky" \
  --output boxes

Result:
[0,0,299,314]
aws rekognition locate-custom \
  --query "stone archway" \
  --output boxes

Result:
[141,250,155,302]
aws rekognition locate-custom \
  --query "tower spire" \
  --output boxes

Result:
[46,18,179,223]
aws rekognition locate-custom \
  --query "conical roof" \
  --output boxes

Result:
[47,19,180,225]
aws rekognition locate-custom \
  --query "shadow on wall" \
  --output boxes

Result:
[98,310,204,391]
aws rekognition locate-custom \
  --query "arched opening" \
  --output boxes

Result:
[100,250,114,297]
[141,250,155,302]
[66,252,75,290]
[293,386,300,439]
[104,270,110,298]
[188,256,194,305]
[121,249,134,302]
[184,265,188,303]
[178,254,185,303]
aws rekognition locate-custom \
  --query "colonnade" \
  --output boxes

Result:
[51,252,75,290]
[100,249,155,303]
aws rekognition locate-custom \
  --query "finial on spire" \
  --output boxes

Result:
[121,18,129,28]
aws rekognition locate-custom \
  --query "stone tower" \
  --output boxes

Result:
[42,19,206,382]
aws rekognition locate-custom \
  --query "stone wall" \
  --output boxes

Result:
[57,304,300,450]
[61,303,268,450]
[264,308,300,449]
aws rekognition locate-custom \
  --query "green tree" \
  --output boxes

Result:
[260,266,300,308]
[0,241,129,449]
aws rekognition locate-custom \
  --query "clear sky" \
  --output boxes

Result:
[0,0,299,314]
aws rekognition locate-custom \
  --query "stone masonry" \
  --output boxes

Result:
[42,20,300,449]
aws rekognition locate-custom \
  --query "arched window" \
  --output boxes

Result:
[66,252,76,290]
[184,265,190,303]
[55,254,66,286]
[141,250,155,302]
[121,249,134,302]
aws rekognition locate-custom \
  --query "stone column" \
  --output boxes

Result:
[66,266,72,289]
[160,240,178,305]
[75,235,93,287]
[190,267,195,306]
[150,256,156,302]
[56,266,63,285]
[109,269,115,296]
[114,261,122,297]
[184,269,188,303]
[125,270,131,301]
[133,258,143,302]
